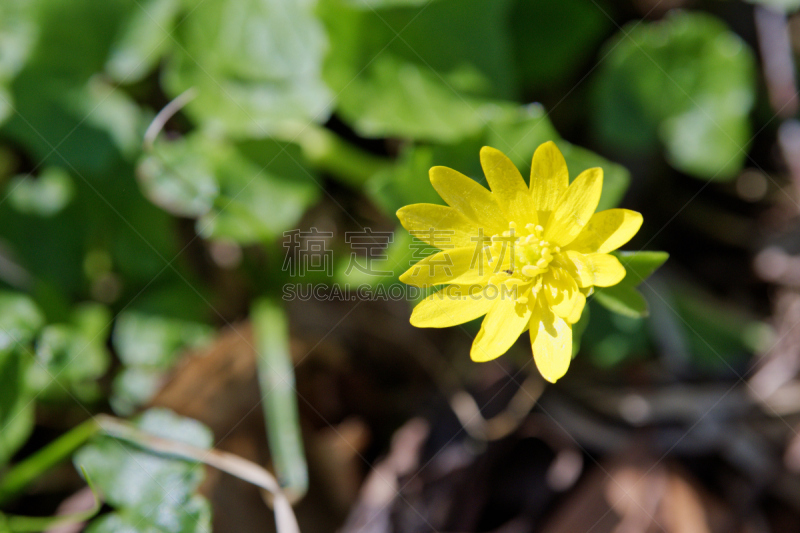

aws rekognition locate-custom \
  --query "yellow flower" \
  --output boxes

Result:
[397,142,642,383]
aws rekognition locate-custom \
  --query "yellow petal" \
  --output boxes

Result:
[544,167,603,247]
[429,166,505,235]
[397,204,484,249]
[566,291,586,324]
[471,296,531,362]
[480,146,536,225]
[400,246,494,287]
[543,268,579,318]
[410,285,494,328]
[567,209,643,254]
[559,250,594,288]
[530,141,568,220]
[586,253,626,287]
[530,297,572,383]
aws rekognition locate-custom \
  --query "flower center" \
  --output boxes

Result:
[484,221,560,304]
[486,221,559,278]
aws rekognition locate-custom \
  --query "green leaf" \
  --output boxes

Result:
[593,286,648,319]
[6,78,143,174]
[112,312,213,369]
[0,349,33,466]
[69,78,145,160]
[105,0,181,84]
[0,0,36,126]
[670,287,753,370]
[163,0,332,138]
[23,0,128,82]
[584,301,650,368]
[614,251,670,286]
[85,496,210,533]
[0,85,12,126]
[2,0,140,168]
[572,303,590,357]
[28,305,111,400]
[71,303,112,341]
[7,167,75,217]
[0,291,45,350]
[334,54,505,143]
[594,251,669,318]
[366,145,443,215]
[31,315,110,379]
[365,0,518,99]
[0,0,36,83]
[368,104,631,220]
[136,135,220,218]
[139,134,320,243]
[322,0,517,142]
[196,141,320,244]
[483,104,560,167]
[111,312,212,414]
[509,0,612,91]
[345,0,434,7]
[591,11,756,180]
[110,367,164,417]
[74,409,212,514]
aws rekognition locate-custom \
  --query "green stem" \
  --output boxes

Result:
[0,419,100,506]
[252,298,308,503]
[294,125,392,188]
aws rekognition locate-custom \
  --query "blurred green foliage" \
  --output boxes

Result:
[74,409,213,533]
[0,0,770,530]
[592,11,756,180]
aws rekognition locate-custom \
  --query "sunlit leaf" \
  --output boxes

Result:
[74,409,212,516]
[322,0,517,141]
[591,11,756,180]
[110,367,163,417]
[136,135,220,218]
[344,0,435,7]
[163,0,332,138]
[0,0,36,82]
[112,311,213,369]
[8,167,74,217]
[28,304,111,400]
[106,0,181,83]
[0,291,44,350]
[196,141,320,244]
[334,55,502,143]
[594,285,648,319]
[85,496,211,533]
[0,0,36,126]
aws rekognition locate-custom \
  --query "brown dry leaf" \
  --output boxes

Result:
[308,417,371,514]
[150,323,261,437]
[542,450,734,533]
